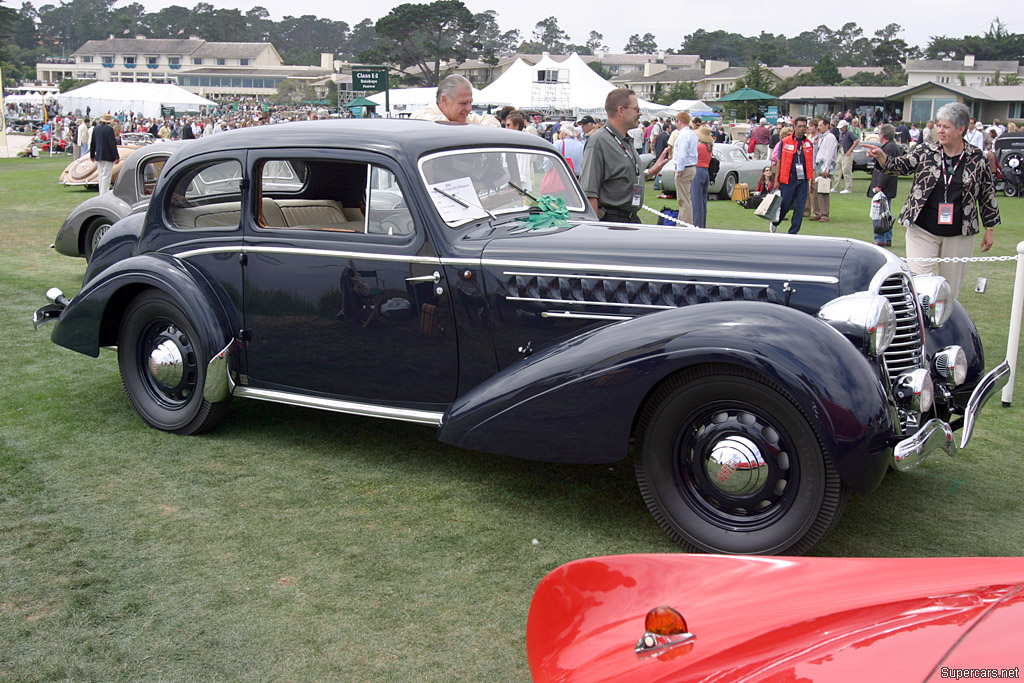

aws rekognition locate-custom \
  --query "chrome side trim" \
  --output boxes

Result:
[512,296,672,310]
[233,386,444,425]
[440,258,481,267]
[203,340,236,403]
[541,311,632,321]
[482,258,838,284]
[174,245,442,266]
[503,271,772,289]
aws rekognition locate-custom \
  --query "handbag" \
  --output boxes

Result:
[816,176,831,193]
[874,213,893,236]
[742,195,762,209]
[754,190,782,222]
[730,182,749,202]
[539,142,571,194]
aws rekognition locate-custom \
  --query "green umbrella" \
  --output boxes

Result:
[345,97,378,108]
[716,87,776,119]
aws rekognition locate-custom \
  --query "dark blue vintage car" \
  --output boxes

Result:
[34,119,1009,555]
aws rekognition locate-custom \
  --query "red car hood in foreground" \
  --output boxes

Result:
[527,555,1024,682]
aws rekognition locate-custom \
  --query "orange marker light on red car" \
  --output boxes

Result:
[645,606,688,636]
[636,606,695,656]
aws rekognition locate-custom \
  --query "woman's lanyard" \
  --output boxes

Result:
[938,149,964,224]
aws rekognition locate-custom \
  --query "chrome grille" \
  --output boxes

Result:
[879,274,924,378]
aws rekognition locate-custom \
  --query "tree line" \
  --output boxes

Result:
[1,0,1021,89]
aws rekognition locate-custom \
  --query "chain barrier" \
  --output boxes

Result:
[640,204,699,230]
[904,255,1019,263]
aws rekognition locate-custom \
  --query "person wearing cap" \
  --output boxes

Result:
[577,115,596,143]
[751,118,772,160]
[89,113,119,196]
[579,88,668,223]
[832,119,858,193]
[691,125,715,228]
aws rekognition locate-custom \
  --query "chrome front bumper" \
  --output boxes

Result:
[892,360,1011,471]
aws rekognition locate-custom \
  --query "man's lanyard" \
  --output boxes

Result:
[609,129,641,178]
[941,150,964,203]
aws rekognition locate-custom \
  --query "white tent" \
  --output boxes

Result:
[5,92,57,104]
[477,53,674,115]
[669,99,717,113]
[56,82,216,119]
[366,86,486,115]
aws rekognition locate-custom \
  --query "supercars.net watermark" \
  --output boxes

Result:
[941,668,1020,680]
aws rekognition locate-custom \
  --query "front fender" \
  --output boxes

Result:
[50,252,237,365]
[439,301,894,493]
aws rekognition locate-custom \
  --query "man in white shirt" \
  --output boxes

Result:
[667,111,699,223]
[965,121,985,150]
[810,119,838,222]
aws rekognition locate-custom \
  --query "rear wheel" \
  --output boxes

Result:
[82,217,113,261]
[635,365,848,555]
[118,290,229,435]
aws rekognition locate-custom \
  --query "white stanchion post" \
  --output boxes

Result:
[1001,241,1024,406]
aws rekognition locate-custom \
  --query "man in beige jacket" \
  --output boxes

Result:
[411,75,500,127]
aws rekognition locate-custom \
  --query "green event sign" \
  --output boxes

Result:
[352,67,388,92]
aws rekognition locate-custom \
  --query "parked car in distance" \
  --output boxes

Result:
[54,142,183,261]
[657,143,767,200]
[34,119,1009,556]
[57,132,157,189]
[527,554,1024,682]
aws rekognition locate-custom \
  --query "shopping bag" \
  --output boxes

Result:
[731,182,750,202]
[816,176,831,193]
[539,168,564,194]
[754,191,782,222]
[874,213,893,235]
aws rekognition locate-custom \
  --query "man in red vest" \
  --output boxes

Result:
[769,116,814,234]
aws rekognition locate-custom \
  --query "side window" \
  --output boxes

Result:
[168,159,243,230]
[256,158,413,237]
[140,156,167,196]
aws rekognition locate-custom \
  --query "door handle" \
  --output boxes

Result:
[406,270,441,284]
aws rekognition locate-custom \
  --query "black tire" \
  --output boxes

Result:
[82,217,113,261]
[1005,183,1018,198]
[635,365,848,555]
[118,290,229,435]
[719,173,737,200]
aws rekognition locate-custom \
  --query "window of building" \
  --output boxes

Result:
[169,56,180,66]
[80,56,93,63]
[193,57,203,65]
[240,58,250,66]
[124,55,136,65]
[217,58,226,66]
[146,55,158,65]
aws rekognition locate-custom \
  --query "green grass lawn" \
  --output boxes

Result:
[2,157,1022,680]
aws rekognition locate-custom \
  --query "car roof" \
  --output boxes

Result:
[165,119,556,170]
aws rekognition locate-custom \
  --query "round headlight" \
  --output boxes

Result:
[913,274,953,328]
[934,346,968,386]
[895,368,934,413]
[818,293,897,356]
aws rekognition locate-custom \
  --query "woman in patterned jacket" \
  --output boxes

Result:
[866,102,999,296]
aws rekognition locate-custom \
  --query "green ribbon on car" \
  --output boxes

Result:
[525,195,570,230]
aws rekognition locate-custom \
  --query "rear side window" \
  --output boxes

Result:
[168,160,244,230]
[256,158,413,237]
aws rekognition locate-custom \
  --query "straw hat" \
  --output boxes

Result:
[696,125,714,144]
[98,113,113,124]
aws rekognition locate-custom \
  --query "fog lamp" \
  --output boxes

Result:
[933,346,967,386]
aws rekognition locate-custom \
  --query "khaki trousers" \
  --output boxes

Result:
[832,153,854,192]
[905,224,978,297]
[675,165,696,224]
[813,181,830,218]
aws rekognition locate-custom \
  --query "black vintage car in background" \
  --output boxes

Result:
[34,119,1009,556]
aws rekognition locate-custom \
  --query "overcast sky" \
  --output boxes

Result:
[137,1,1022,59]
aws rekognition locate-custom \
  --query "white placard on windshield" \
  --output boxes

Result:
[427,177,489,223]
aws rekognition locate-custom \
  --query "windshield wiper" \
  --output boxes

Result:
[432,186,496,223]
[507,181,539,203]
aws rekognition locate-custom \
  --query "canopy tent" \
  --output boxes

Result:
[5,92,58,104]
[366,86,486,115]
[477,53,672,116]
[56,82,216,119]
[716,87,777,119]
[667,99,717,113]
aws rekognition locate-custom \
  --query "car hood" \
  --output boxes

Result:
[479,221,891,312]
[526,554,1024,683]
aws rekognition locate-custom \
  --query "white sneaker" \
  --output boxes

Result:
[840,189,851,194]
[830,188,839,193]
[769,222,778,233]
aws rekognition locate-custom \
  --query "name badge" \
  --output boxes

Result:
[938,203,954,225]
[795,164,806,181]
[632,184,643,208]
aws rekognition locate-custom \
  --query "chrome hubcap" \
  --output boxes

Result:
[149,338,184,387]
[705,435,768,495]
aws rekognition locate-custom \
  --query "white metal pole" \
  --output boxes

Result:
[1001,241,1024,406]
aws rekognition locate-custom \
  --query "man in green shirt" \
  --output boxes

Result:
[579,89,667,223]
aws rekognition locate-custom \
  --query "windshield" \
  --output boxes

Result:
[419,148,585,227]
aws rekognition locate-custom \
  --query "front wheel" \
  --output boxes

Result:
[719,173,737,200]
[635,366,848,555]
[118,290,229,435]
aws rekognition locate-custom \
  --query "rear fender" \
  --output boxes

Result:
[51,253,238,370]
[438,301,893,493]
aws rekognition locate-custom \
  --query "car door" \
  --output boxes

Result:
[239,148,459,412]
